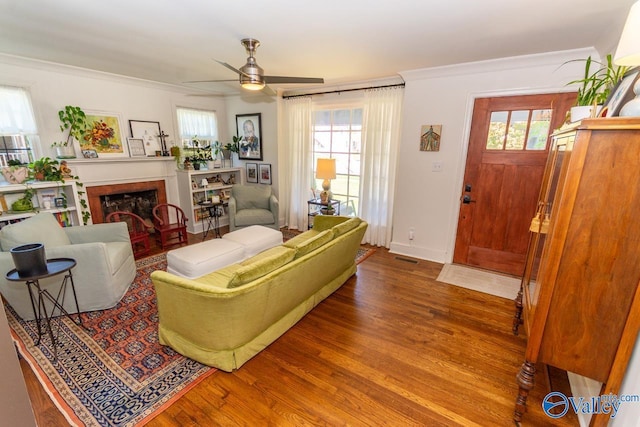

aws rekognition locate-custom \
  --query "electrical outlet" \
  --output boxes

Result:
[409,227,415,240]
[432,161,443,172]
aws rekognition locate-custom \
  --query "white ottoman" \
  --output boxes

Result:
[167,239,245,279]
[222,225,283,258]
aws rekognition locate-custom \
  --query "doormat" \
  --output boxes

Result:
[6,254,215,426]
[436,263,521,300]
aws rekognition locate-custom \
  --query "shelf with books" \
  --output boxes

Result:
[176,167,242,234]
[0,180,83,228]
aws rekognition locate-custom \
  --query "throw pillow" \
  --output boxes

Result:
[227,246,296,288]
[0,212,71,251]
[332,217,362,238]
[284,229,334,258]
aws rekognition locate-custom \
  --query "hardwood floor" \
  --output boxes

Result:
[18,229,578,426]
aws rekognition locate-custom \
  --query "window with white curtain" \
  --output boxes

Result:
[312,108,362,216]
[176,107,219,151]
[0,86,38,166]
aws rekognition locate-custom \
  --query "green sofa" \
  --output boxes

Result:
[151,216,367,372]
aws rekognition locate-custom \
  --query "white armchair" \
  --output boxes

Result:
[0,213,136,320]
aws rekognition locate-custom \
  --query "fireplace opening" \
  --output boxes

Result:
[101,190,157,225]
[87,180,168,224]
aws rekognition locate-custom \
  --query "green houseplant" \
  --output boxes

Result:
[222,135,241,167]
[52,105,88,158]
[566,54,629,121]
[27,157,91,224]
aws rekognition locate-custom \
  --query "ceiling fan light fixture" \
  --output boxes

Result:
[241,82,265,91]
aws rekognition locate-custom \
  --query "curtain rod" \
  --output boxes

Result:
[282,82,405,99]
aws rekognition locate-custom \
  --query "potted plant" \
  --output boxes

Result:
[222,136,241,167]
[11,186,35,211]
[27,157,91,224]
[1,159,29,184]
[566,54,629,122]
[29,157,63,181]
[53,105,88,159]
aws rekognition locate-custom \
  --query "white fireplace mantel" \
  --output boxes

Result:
[66,157,180,218]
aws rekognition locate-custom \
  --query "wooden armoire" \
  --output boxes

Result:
[512,117,640,426]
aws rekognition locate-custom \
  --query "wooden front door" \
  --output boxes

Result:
[453,93,575,276]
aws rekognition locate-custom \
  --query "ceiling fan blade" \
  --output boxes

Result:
[262,85,277,96]
[186,94,224,97]
[263,76,324,84]
[183,79,238,83]
[214,59,243,76]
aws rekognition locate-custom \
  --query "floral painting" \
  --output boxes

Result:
[81,112,126,155]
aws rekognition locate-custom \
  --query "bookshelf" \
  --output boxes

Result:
[176,167,242,234]
[0,180,83,228]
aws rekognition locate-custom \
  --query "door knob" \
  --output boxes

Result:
[462,195,476,204]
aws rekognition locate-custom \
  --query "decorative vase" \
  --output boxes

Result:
[55,145,76,159]
[570,105,602,122]
[222,149,233,167]
[1,166,29,184]
[10,243,47,277]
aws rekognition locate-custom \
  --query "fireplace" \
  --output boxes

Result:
[87,180,168,224]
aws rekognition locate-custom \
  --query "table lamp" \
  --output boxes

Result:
[316,158,336,204]
[614,0,640,116]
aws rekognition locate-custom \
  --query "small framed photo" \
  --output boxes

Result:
[603,68,640,117]
[420,124,442,152]
[127,138,146,157]
[82,149,98,158]
[236,113,263,160]
[259,163,272,185]
[129,120,162,156]
[221,189,231,200]
[246,163,258,183]
[54,197,65,208]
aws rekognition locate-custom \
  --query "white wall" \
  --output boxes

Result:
[224,95,279,194]
[389,48,597,262]
[0,54,229,206]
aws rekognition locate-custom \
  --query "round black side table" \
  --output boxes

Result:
[6,258,81,359]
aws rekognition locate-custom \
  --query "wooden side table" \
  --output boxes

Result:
[6,258,81,359]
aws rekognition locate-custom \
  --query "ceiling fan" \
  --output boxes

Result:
[186,38,324,95]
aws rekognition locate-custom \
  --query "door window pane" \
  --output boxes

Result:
[487,111,508,150]
[505,110,529,150]
[526,109,552,150]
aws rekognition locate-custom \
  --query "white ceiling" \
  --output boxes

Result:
[0,0,635,96]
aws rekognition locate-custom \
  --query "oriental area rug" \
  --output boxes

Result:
[6,254,214,427]
[7,240,375,426]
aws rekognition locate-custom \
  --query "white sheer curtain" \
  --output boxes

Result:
[0,86,38,135]
[176,107,218,141]
[278,96,313,230]
[360,86,404,247]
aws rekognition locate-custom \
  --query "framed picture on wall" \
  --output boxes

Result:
[246,163,258,183]
[127,138,146,157]
[236,113,263,160]
[259,163,272,185]
[129,120,162,156]
[82,111,127,157]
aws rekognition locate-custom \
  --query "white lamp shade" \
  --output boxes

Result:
[315,158,336,179]
[614,1,640,66]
